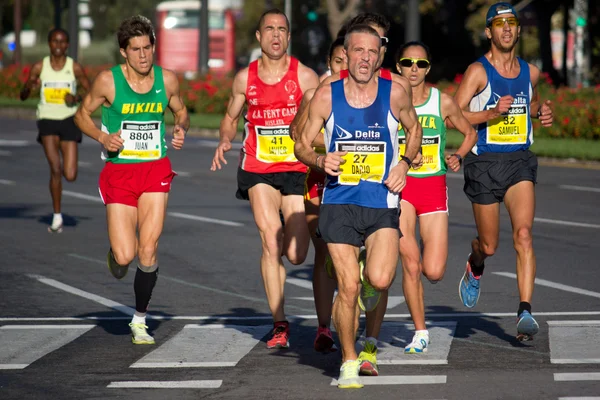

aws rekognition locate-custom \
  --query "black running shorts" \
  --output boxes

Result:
[236,167,306,200]
[37,116,82,143]
[318,204,400,247]
[463,150,538,204]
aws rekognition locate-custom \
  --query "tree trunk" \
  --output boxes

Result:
[326,0,360,38]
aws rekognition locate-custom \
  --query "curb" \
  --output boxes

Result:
[1,108,598,169]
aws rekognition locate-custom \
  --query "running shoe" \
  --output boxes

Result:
[266,321,290,349]
[358,249,380,312]
[458,254,481,308]
[325,255,334,279]
[47,224,63,233]
[129,323,155,345]
[337,359,363,389]
[516,310,539,341]
[107,248,129,280]
[405,331,430,354]
[358,340,379,376]
[314,325,336,353]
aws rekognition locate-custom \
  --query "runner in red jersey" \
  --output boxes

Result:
[211,9,319,349]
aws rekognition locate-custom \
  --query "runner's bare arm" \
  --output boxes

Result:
[393,83,422,163]
[297,62,320,95]
[65,61,91,106]
[529,64,553,127]
[384,82,422,193]
[19,61,43,101]
[74,70,120,150]
[391,72,413,105]
[452,62,513,127]
[441,92,477,170]
[164,69,189,149]
[289,88,315,141]
[294,85,333,173]
[219,68,248,143]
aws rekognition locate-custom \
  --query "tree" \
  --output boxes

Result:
[325,0,360,38]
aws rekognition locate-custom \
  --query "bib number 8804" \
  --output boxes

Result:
[129,132,154,141]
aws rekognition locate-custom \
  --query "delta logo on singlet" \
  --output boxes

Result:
[121,102,164,114]
[335,123,382,140]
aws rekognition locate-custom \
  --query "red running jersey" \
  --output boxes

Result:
[241,57,306,173]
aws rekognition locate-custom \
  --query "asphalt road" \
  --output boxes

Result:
[1,118,599,400]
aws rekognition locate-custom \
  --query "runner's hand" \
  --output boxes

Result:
[172,125,185,150]
[445,154,461,172]
[538,99,553,127]
[411,152,423,170]
[211,139,232,171]
[323,151,347,176]
[64,93,77,107]
[493,95,513,116]
[384,162,409,193]
[100,130,124,152]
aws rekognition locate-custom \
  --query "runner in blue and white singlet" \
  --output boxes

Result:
[469,56,533,155]
[321,77,399,209]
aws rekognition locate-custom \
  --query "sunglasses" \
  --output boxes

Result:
[380,36,389,47]
[489,17,519,28]
[398,58,430,69]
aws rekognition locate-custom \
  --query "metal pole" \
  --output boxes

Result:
[198,0,209,75]
[405,0,420,42]
[54,0,62,29]
[285,0,292,55]
[14,0,22,65]
[68,0,79,61]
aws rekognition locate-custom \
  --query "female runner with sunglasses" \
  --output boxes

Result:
[395,41,477,353]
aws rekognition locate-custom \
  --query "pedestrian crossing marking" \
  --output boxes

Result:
[330,375,447,386]
[107,380,222,389]
[356,321,457,365]
[0,324,95,369]
[549,321,600,364]
[130,324,273,368]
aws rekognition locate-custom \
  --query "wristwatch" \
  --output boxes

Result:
[400,155,412,167]
[451,153,463,165]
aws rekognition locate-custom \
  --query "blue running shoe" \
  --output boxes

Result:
[458,255,481,308]
[516,310,539,341]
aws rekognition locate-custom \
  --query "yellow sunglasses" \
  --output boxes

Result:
[398,58,430,69]
[490,17,519,28]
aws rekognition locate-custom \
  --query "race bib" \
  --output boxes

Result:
[42,81,72,105]
[119,121,162,161]
[486,104,528,144]
[256,126,297,163]
[399,135,441,175]
[337,141,386,186]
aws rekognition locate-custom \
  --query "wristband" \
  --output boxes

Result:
[400,155,412,167]
[316,155,323,169]
[536,108,542,118]
[451,153,463,165]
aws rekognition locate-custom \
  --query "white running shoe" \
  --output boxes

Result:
[405,331,429,354]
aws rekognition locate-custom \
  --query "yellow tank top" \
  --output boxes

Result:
[37,56,77,120]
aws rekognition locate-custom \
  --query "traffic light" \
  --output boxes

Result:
[302,0,320,23]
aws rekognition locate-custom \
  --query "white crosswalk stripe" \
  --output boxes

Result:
[548,321,600,364]
[130,324,273,368]
[0,325,95,369]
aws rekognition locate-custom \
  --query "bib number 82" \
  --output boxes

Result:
[129,132,154,141]
[503,116,515,125]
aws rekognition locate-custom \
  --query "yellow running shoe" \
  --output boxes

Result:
[129,323,155,345]
[357,249,381,312]
[337,359,363,389]
[358,340,379,376]
[107,248,129,280]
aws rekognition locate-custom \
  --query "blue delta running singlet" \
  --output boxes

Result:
[322,78,399,209]
[469,56,533,155]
